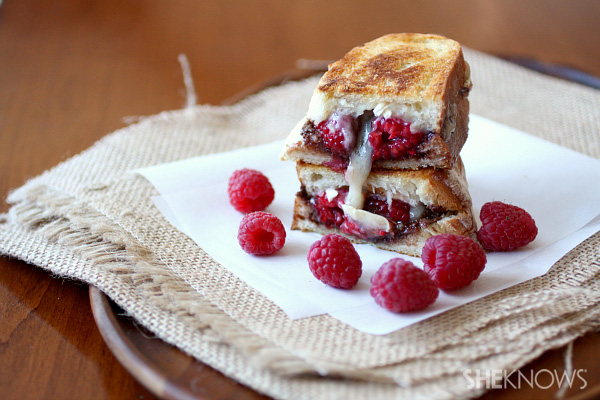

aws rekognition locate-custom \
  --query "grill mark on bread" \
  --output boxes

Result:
[321,52,429,95]
[316,33,461,100]
[363,50,429,94]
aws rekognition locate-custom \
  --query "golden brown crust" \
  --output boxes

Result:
[317,33,467,105]
[446,93,470,163]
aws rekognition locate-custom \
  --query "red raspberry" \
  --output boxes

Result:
[312,190,402,240]
[228,168,275,213]
[340,217,390,240]
[307,234,362,289]
[312,188,347,228]
[370,258,438,313]
[316,113,357,157]
[237,212,286,255]
[368,116,426,160]
[477,201,538,251]
[323,156,349,173]
[363,195,411,224]
[421,234,486,290]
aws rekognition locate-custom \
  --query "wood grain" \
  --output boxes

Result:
[1,0,600,399]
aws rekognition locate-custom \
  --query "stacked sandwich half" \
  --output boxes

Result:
[281,33,475,256]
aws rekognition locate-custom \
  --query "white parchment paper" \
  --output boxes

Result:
[135,115,600,334]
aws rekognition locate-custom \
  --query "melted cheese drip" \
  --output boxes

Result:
[325,188,338,202]
[409,203,426,221]
[344,112,375,209]
[341,204,392,232]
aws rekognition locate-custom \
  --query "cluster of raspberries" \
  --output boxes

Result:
[228,168,538,313]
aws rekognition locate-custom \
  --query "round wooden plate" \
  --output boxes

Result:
[89,286,271,400]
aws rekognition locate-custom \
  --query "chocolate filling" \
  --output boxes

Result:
[298,187,449,243]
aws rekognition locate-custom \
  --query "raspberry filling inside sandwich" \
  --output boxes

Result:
[368,116,427,161]
[314,114,429,163]
[316,113,358,157]
[310,187,439,241]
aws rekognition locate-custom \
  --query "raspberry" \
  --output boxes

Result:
[228,168,275,213]
[477,201,538,251]
[363,195,411,224]
[237,212,286,255]
[340,217,390,240]
[312,188,347,228]
[323,156,349,173]
[368,116,425,160]
[312,190,397,239]
[421,234,486,290]
[316,113,357,157]
[307,234,362,289]
[370,258,438,313]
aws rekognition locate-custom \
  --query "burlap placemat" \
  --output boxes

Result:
[1,49,599,399]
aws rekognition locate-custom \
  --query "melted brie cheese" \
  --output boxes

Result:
[341,204,392,233]
[344,112,375,209]
[325,188,338,202]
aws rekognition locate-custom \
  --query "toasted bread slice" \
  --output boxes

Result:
[281,33,471,170]
[291,159,476,256]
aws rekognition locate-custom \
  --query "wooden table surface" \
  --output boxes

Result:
[1,1,599,399]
